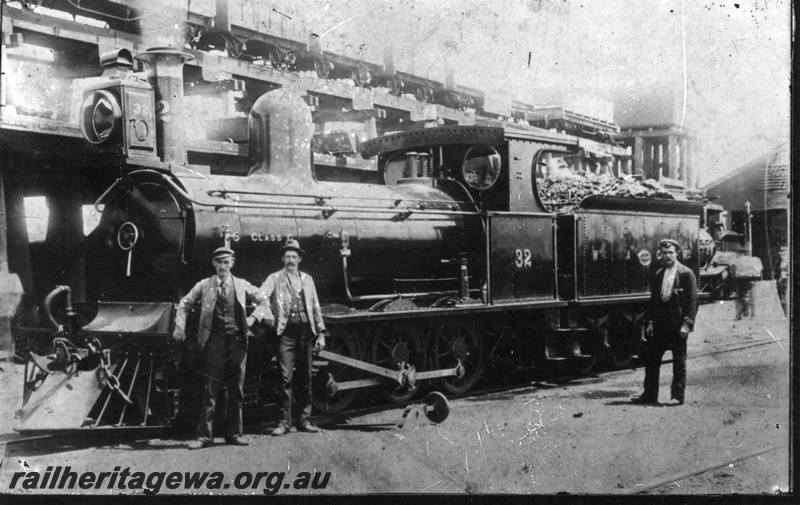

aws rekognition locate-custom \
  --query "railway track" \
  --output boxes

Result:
[0,434,53,450]
[624,443,788,495]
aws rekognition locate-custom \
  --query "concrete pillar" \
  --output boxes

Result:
[643,138,654,179]
[46,180,86,302]
[686,137,698,189]
[679,136,689,187]
[0,154,26,356]
[633,136,644,177]
[667,135,680,181]
[383,45,396,74]
[445,65,455,91]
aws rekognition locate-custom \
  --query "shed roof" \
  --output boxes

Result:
[702,143,789,212]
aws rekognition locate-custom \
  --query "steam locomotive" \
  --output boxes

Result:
[13,48,705,434]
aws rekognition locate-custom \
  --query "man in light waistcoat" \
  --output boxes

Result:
[261,239,327,436]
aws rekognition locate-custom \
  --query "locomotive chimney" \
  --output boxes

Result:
[134,47,193,166]
[248,89,314,182]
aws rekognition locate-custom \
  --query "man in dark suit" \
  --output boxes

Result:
[632,239,698,406]
[260,239,327,436]
[173,247,272,449]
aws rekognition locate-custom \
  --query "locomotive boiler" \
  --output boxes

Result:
[14,47,704,434]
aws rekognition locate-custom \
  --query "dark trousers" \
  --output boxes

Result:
[777,277,788,317]
[277,322,314,428]
[735,280,755,319]
[641,321,687,402]
[197,332,246,442]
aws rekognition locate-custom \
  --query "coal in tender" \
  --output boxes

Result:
[537,172,675,214]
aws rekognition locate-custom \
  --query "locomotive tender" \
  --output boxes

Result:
[14,48,703,433]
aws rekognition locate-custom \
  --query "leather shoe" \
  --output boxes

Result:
[297,422,321,433]
[225,435,250,446]
[669,398,684,406]
[271,425,288,437]
[630,395,658,405]
[188,439,212,450]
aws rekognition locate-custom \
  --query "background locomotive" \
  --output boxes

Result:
[12,46,707,434]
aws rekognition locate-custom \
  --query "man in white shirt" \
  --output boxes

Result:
[632,239,698,406]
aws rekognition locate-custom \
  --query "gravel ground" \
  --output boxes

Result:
[0,280,791,496]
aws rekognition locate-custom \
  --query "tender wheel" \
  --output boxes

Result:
[311,328,361,414]
[387,75,403,96]
[605,322,641,369]
[572,355,597,375]
[314,58,332,79]
[415,85,434,103]
[268,46,282,68]
[268,45,295,70]
[442,91,459,109]
[433,320,483,395]
[224,35,244,60]
[371,322,425,403]
[351,66,371,87]
[606,340,636,368]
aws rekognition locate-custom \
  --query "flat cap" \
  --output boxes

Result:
[212,246,235,259]
[659,238,681,250]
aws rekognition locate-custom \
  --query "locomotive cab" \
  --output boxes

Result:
[362,125,508,208]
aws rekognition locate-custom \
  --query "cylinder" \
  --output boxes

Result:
[135,48,194,166]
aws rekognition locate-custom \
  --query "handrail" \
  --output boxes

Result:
[94,170,483,218]
[161,174,480,217]
[93,177,123,212]
[208,188,477,208]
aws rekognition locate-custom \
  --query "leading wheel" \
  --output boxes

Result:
[433,321,483,395]
[371,322,425,403]
[425,392,450,424]
[311,328,361,415]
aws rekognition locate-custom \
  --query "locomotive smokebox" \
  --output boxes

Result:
[248,89,314,183]
[135,48,194,166]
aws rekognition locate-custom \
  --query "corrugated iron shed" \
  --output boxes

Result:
[702,142,789,212]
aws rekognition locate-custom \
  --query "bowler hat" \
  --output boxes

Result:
[278,239,305,258]
[212,246,235,259]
